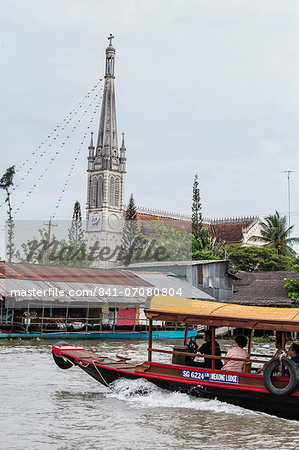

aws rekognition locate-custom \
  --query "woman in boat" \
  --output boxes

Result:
[222,335,249,372]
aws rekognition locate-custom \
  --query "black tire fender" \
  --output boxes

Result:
[52,341,73,370]
[263,357,299,396]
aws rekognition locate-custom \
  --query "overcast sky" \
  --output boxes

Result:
[1,0,299,253]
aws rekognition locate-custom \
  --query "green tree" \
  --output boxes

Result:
[192,174,202,240]
[0,166,15,261]
[227,244,289,272]
[15,227,92,267]
[284,256,299,303]
[192,226,225,260]
[140,219,191,262]
[117,194,142,265]
[250,211,299,257]
[68,200,84,245]
[191,175,225,260]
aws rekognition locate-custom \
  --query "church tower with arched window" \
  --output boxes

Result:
[86,34,126,268]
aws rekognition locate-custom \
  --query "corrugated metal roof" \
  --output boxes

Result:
[0,262,152,286]
[133,272,215,300]
[127,260,226,268]
[224,271,299,307]
[0,279,148,307]
[0,262,213,307]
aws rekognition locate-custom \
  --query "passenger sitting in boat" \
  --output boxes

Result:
[257,335,284,374]
[285,342,299,376]
[190,330,223,369]
[222,335,249,372]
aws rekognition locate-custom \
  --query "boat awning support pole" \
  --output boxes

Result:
[148,318,152,362]
[211,326,216,370]
[248,329,254,355]
[184,324,189,346]
[282,331,286,350]
[281,331,287,376]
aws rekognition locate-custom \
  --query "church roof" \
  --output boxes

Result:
[207,221,255,244]
[136,207,257,244]
[136,212,191,232]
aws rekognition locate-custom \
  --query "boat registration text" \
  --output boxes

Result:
[182,370,239,384]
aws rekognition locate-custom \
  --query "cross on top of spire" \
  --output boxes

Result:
[108,34,114,46]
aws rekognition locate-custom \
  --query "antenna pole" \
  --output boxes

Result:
[284,170,295,235]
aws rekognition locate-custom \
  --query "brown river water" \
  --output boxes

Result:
[0,339,298,450]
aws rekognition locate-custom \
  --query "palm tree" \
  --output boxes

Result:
[250,211,299,257]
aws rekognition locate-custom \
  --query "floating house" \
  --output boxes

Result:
[0,262,214,339]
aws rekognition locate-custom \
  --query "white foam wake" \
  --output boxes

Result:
[106,378,250,416]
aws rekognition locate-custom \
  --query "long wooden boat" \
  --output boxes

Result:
[52,295,299,420]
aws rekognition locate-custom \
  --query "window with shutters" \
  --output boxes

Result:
[109,176,115,207]
[91,177,97,207]
[115,177,120,207]
[97,175,103,206]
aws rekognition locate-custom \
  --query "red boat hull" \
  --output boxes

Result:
[52,345,299,420]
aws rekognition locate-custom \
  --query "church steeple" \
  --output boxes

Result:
[86,35,127,268]
[95,33,123,171]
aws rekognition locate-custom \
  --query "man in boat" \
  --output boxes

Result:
[191,330,223,369]
[285,342,299,376]
[257,335,285,374]
[222,335,249,372]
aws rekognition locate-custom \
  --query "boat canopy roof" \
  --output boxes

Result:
[145,296,299,332]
